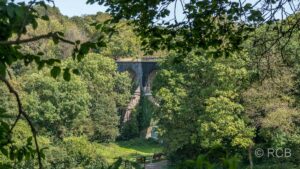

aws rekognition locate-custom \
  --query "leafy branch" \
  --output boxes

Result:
[0,76,43,169]
[0,1,113,167]
[0,32,75,45]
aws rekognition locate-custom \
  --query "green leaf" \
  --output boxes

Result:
[63,68,71,81]
[32,20,38,30]
[46,59,60,65]
[41,152,45,159]
[9,150,14,160]
[25,152,31,160]
[1,121,10,131]
[40,148,47,160]
[17,150,23,161]
[72,69,80,75]
[36,1,48,9]
[41,15,49,21]
[37,52,44,56]
[26,137,33,145]
[7,6,14,18]
[37,62,45,70]
[0,62,7,77]
[50,66,61,78]
[57,31,64,36]
[244,3,252,11]
[15,7,25,18]
[0,148,8,157]
[52,36,59,44]
[109,157,123,169]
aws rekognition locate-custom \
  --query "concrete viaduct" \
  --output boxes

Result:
[116,57,159,126]
[116,57,160,139]
[116,57,159,95]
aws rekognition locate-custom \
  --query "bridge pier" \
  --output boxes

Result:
[123,86,141,122]
[117,59,160,139]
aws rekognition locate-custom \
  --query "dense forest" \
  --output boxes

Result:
[1,0,300,169]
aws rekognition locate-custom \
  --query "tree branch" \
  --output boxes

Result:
[0,76,43,169]
[9,113,21,134]
[16,0,38,42]
[0,32,75,46]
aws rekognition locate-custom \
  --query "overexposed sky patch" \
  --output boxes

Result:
[14,0,106,17]
[13,0,295,20]
[52,0,106,16]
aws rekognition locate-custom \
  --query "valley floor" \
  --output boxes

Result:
[99,138,163,164]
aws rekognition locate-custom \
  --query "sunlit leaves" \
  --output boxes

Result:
[22,71,91,138]
[152,51,253,156]
[87,0,269,57]
[1,1,110,84]
[0,110,37,163]
[0,108,11,148]
[74,53,131,142]
[0,1,106,165]
[201,93,254,149]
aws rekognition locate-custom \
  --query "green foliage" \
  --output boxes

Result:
[71,13,145,59]
[57,137,107,169]
[0,3,134,166]
[137,96,156,132]
[1,2,111,81]
[0,3,117,166]
[2,1,300,168]
[100,22,143,59]
[107,157,142,169]
[87,138,162,164]
[200,91,254,149]
[87,0,286,58]
[0,108,11,148]
[22,71,91,138]
[152,51,254,158]
[8,53,131,143]
[4,53,131,143]
[241,20,300,165]
[121,95,158,140]
[74,53,131,142]
[176,155,241,169]
[120,109,140,140]
[10,136,107,169]
[0,121,45,168]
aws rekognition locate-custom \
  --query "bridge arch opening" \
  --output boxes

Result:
[123,68,139,94]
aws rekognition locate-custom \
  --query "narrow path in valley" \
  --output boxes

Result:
[145,160,169,169]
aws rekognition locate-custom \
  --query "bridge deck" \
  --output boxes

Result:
[116,57,161,62]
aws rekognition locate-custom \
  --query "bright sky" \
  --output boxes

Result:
[14,0,106,16]
[49,0,271,18]
[52,0,106,16]
[15,0,293,19]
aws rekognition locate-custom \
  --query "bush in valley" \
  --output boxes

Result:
[119,109,140,141]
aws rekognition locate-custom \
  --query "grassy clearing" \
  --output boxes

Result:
[95,138,163,163]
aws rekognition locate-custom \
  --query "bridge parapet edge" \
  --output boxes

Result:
[116,56,161,62]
